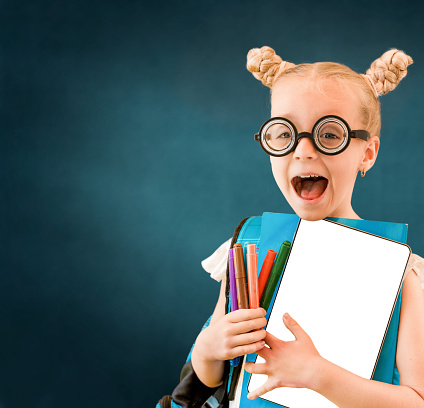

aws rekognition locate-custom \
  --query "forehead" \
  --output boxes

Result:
[270,76,362,128]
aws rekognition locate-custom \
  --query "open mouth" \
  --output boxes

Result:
[292,175,328,201]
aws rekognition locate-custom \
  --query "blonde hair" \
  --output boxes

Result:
[246,46,413,137]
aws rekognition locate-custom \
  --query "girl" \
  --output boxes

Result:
[191,47,424,407]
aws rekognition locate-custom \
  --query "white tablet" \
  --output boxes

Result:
[248,219,411,408]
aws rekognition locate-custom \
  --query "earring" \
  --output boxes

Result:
[361,170,366,177]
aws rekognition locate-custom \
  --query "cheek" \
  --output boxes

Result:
[270,157,284,181]
[348,143,368,167]
[329,158,361,192]
[270,157,291,190]
[332,147,365,178]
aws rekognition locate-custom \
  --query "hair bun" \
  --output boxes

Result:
[246,46,295,88]
[366,49,413,96]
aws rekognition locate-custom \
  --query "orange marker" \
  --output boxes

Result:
[258,250,277,299]
[246,244,259,309]
[233,243,249,309]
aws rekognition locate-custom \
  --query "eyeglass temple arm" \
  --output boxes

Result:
[351,130,371,141]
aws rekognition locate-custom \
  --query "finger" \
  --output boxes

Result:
[247,379,278,400]
[231,329,266,348]
[244,361,268,375]
[227,308,266,323]
[263,330,282,348]
[231,339,265,358]
[232,317,268,335]
[255,344,271,359]
[282,313,308,341]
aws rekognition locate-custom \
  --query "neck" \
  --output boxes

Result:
[328,205,361,220]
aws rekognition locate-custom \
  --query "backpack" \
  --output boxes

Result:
[157,214,404,407]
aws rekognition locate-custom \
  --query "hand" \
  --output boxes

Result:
[244,313,324,399]
[194,308,267,363]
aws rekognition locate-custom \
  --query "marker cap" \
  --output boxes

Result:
[247,244,256,256]
[258,249,277,299]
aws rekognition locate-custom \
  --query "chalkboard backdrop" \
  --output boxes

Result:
[1,0,423,407]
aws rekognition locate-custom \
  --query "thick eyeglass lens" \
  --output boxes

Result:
[314,119,348,151]
[264,122,294,151]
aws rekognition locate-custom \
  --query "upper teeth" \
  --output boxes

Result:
[299,175,320,178]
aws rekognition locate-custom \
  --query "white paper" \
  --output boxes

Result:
[248,219,410,408]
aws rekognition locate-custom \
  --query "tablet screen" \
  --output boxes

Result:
[248,219,410,408]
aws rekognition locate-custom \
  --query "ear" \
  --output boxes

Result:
[360,136,380,173]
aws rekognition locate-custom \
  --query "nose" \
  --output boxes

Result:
[293,136,318,160]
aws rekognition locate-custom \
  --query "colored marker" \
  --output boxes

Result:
[228,248,238,313]
[233,243,249,309]
[260,240,291,311]
[246,244,259,309]
[228,248,240,367]
[258,249,277,299]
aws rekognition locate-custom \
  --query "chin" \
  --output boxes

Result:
[293,209,327,221]
[285,194,330,221]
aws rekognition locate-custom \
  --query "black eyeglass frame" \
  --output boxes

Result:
[254,115,371,157]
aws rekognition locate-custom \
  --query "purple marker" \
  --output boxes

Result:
[229,248,240,367]
[229,248,238,312]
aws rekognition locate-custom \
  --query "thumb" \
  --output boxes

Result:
[282,313,307,341]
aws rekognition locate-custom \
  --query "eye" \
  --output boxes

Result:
[318,130,345,150]
[266,132,291,141]
[320,133,340,140]
[264,122,293,151]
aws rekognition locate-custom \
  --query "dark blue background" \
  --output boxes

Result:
[1,0,423,407]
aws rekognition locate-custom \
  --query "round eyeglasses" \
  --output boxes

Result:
[254,115,371,156]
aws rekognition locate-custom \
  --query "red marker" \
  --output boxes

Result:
[246,244,259,309]
[258,249,277,299]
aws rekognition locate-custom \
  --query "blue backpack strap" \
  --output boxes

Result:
[373,288,402,384]
[236,216,262,248]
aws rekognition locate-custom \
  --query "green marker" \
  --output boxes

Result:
[260,240,291,311]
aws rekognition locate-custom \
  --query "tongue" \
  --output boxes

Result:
[300,179,327,200]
